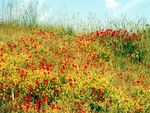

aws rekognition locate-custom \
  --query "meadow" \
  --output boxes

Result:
[0,1,150,112]
[0,21,150,113]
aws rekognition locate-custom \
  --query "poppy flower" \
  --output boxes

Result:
[13,44,17,48]
[10,106,13,111]
[35,81,40,86]
[43,79,48,85]
[19,104,24,111]
[51,104,57,110]
[42,57,46,61]
[109,100,112,104]
[136,80,140,84]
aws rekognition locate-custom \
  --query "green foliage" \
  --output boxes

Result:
[90,102,105,112]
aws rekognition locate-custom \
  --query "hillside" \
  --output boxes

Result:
[0,23,150,113]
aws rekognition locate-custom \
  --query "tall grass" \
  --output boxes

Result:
[0,0,38,26]
[0,0,149,31]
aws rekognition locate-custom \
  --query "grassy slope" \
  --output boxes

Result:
[0,23,150,113]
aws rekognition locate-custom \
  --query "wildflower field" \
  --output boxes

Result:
[0,23,150,113]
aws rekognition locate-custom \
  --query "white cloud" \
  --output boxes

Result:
[114,0,144,16]
[105,0,120,8]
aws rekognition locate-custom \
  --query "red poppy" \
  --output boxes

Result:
[72,64,77,69]
[35,101,41,109]
[42,57,46,61]
[43,79,48,85]
[22,94,26,99]
[25,97,31,103]
[10,106,13,111]
[13,44,17,48]
[51,104,57,110]
[39,62,44,69]
[45,64,52,71]
[19,104,24,111]
[100,40,105,46]
[14,104,17,108]
[109,100,112,104]
[57,106,62,111]
[86,60,90,65]
[136,80,140,84]
[15,93,19,97]
[135,108,143,112]
[96,30,100,37]
[51,77,55,81]
[3,109,6,113]
[5,84,9,88]
[35,81,40,86]
[92,89,97,95]
[84,64,88,69]
[26,105,30,112]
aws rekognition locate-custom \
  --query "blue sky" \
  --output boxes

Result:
[0,0,150,27]
[36,0,150,22]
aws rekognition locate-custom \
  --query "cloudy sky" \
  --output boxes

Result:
[0,0,150,25]
[37,0,150,21]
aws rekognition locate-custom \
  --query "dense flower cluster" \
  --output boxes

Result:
[0,27,149,113]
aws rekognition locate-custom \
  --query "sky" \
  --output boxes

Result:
[36,0,150,22]
[0,0,150,29]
